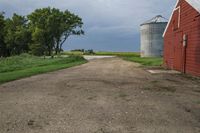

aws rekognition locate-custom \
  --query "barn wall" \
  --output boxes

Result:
[164,0,200,76]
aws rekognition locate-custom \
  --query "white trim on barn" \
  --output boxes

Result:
[187,0,200,13]
[163,0,200,37]
[176,6,181,28]
[163,0,180,37]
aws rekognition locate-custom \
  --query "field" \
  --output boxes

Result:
[0,54,87,84]
[94,51,140,56]
[95,52,163,66]
[63,51,163,67]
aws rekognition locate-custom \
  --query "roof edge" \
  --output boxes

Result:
[163,0,200,37]
[186,0,200,13]
[163,0,180,37]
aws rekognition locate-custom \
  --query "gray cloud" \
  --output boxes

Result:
[0,0,176,51]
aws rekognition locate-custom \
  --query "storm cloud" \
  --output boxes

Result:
[0,0,176,51]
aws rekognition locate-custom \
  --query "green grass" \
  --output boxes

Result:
[0,54,87,84]
[63,51,163,66]
[62,51,140,56]
[94,51,140,56]
[122,56,163,66]
[94,51,163,67]
[62,51,84,56]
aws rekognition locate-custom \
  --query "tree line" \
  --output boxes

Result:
[0,7,84,57]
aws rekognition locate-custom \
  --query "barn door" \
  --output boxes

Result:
[173,31,184,72]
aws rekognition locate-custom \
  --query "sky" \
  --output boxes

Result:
[0,0,176,52]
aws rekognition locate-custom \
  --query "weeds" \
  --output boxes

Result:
[0,54,87,84]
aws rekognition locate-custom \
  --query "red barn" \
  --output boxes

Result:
[163,0,200,76]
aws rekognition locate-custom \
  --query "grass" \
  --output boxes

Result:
[0,54,87,84]
[94,51,140,56]
[95,51,163,67]
[62,51,140,56]
[62,51,84,56]
[95,52,163,66]
[62,51,163,67]
[122,55,163,66]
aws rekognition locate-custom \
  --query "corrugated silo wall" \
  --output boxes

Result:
[140,23,167,57]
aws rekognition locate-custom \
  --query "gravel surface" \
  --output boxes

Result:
[83,55,115,60]
[0,57,200,133]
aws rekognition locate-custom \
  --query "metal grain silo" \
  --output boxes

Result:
[140,15,168,57]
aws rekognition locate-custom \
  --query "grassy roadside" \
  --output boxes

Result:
[93,52,163,66]
[122,56,163,66]
[0,54,87,84]
[62,51,163,67]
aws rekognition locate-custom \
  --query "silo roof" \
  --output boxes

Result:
[141,15,168,25]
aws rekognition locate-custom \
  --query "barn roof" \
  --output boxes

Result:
[187,0,200,13]
[163,0,200,37]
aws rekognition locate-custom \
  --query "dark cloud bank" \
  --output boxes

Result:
[0,0,176,52]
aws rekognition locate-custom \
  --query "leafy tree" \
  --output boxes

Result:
[28,8,57,56]
[1,8,84,57]
[4,13,31,55]
[29,28,46,56]
[53,9,84,54]
[28,7,84,56]
[0,12,7,57]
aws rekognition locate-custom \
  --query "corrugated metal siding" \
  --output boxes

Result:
[164,0,200,76]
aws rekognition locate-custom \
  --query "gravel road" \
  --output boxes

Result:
[0,57,200,133]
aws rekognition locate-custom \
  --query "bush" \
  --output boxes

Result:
[84,49,95,55]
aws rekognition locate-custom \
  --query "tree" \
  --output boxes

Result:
[28,8,57,56]
[1,8,84,57]
[29,28,46,56]
[28,7,84,56]
[53,10,84,54]
[0,12,7,57]
[4,13,31,56]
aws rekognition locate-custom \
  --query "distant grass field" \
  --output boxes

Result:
[0,54,87,84]
[63,51,163,67]
[95,51,140,57]
[63,51,140,57]
[63,51,84,55]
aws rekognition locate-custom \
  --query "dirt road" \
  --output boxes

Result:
[0,57,200,133]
